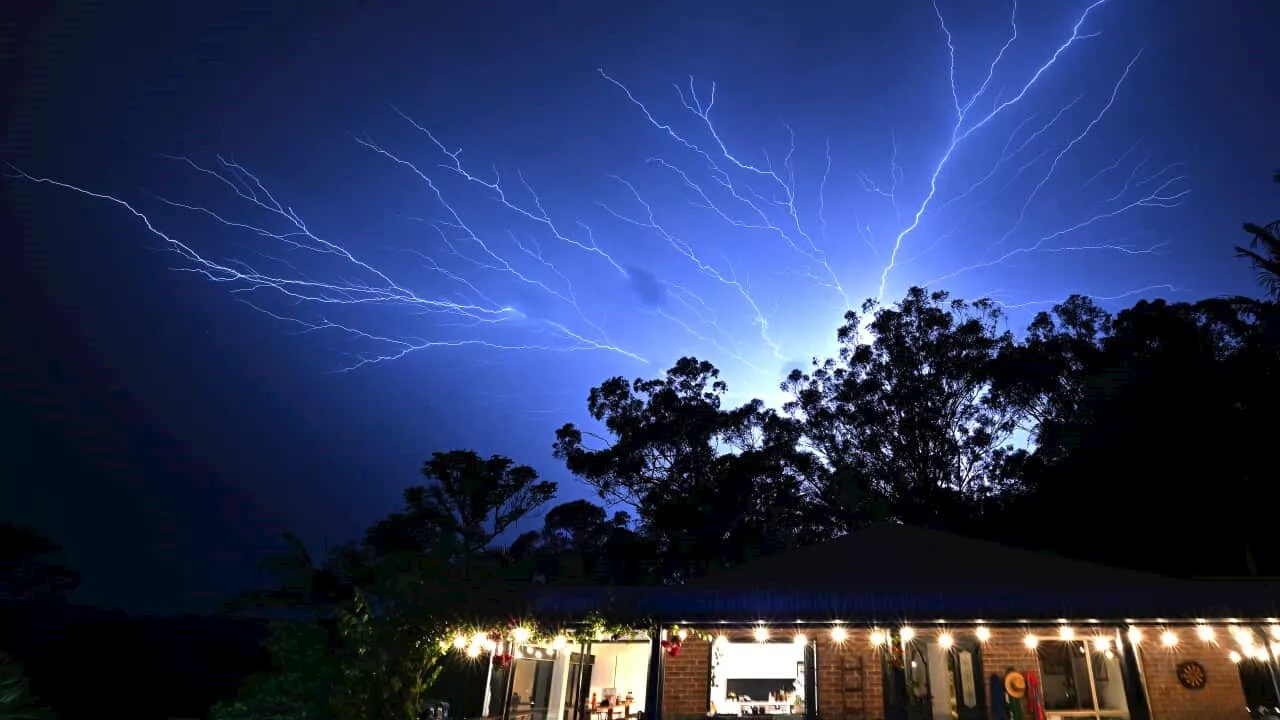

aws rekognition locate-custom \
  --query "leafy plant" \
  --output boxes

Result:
[0,654,52,720]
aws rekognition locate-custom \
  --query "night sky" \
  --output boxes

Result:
[3,0,1277,614]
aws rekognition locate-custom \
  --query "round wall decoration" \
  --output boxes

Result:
[1176,661,1207,690]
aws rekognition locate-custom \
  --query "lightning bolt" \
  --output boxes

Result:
[7,157,646,372]
[12,0,1184,395]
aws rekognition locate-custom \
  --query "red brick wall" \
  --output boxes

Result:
[662,638,710,720]
[1140,644,1249,720]
[814,628,884,720]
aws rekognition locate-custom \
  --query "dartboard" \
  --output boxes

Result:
[1176,661,1207,690]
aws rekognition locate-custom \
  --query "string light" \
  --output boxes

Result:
[1195,625,1215,643]
[1092,636,1110,652]
[975,626,991,643]
[937,632,954,649]
[512,627,531,643]
[471,632,488,647]
[831,626,848,644]
[1059,626,1075,641]
[677,629,689,641]
[466,644,482,658]
[869,629,887,646]
[899,627,916,643]
[1127,627,1142,645]
[753,626,770,643]
[1160,630,1179,648]
[1024,634,1040,650]
[1229,650,1243,663]
[794,633,808,646]
[715,634,729,646]
[1271,625,1280,641]
[552,635,567,650]
[453,635,468,649]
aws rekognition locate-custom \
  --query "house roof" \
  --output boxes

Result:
[530,523,1280,622]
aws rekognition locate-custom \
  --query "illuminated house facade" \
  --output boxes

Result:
[452,524,1280,720]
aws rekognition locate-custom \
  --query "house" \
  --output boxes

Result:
[444,523,1280,720]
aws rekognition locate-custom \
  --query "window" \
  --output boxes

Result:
[709,638,809,718]
[1035,640,1128,719]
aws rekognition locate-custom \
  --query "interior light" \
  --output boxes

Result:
[512,627,531,643]
[1023,634,1039,649]
[753,626,770,643]
[1160,630,1179,648]
[975,626,991,643]
[831,626,848,644]
[937,632,954,649]
[794,633,808,646]
[1059,626,1075,641]
[1196,625,1215,643]
[899,627,916,643]
[1092,636,1110,652]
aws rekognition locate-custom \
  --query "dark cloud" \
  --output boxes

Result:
[623,265,668,308]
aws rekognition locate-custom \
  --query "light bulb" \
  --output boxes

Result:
[553,635,567,650]
[938,632,954,649]
[466,644,482,658]
[1229,650,1243,663]
[453,635,468,649]
[1092,636,1110,652]
[830,626,848,644]
[1024,634,1039,649]
[1059,626,1075,641]
[1196,625,1215,642]
[869,629,886,646]
[677,628,689,640]
[794,633,808,645]
[1160,630,1179,648]
[753,626,769,643]
[975,626,991,642]
[899,627,916,643]
[512,627,531,643]
[1127,627,1142,645]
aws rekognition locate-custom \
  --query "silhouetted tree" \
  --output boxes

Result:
[1235,169,1280,297]
[0,523,78,602]
[783,287,1020,533]
[555,357,821,582]
[365,450,557,562]
[1003,297,1277,576]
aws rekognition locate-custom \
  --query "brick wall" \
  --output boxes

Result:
[814,628,884,720]
[1140,644,1249,720]
[662,638,710,720]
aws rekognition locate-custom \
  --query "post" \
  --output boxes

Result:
[645,626,665,720]
[1118,626,1151,720]
[803,639,818,720]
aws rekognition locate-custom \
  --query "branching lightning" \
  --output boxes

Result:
[13,0,1187,396]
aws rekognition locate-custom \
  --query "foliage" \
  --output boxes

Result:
[0,654,52,720]
[1234,169,1280,297]
[0,523,79,602]
[210,620,338,720]
[554,356,822,582]
[783,287,1020,532]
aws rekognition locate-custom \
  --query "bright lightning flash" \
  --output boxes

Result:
[11,0,1185,392]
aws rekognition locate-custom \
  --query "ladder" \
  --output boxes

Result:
[838,647,868,720]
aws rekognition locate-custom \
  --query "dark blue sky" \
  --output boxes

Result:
[3,0,1277,613]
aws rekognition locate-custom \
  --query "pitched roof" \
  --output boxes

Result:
[531,523,1280,622]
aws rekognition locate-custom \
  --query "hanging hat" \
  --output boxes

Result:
[1004,671,1027,699]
